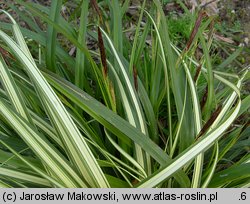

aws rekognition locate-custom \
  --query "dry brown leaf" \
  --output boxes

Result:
[186,0,219,16]
[213,33,234,44]
[203,33,234,44]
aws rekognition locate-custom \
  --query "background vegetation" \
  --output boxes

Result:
[0,0,249,188]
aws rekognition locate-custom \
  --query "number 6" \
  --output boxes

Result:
[241,192,246,200]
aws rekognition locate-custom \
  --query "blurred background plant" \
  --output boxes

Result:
[0,0,249,188]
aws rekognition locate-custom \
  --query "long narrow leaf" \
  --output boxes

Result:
[0,28,109,187]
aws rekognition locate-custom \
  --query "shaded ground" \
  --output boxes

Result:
[220,0,250,38]
[219,0,250,62]
[164,0,250,94]
[218,0,250,93]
